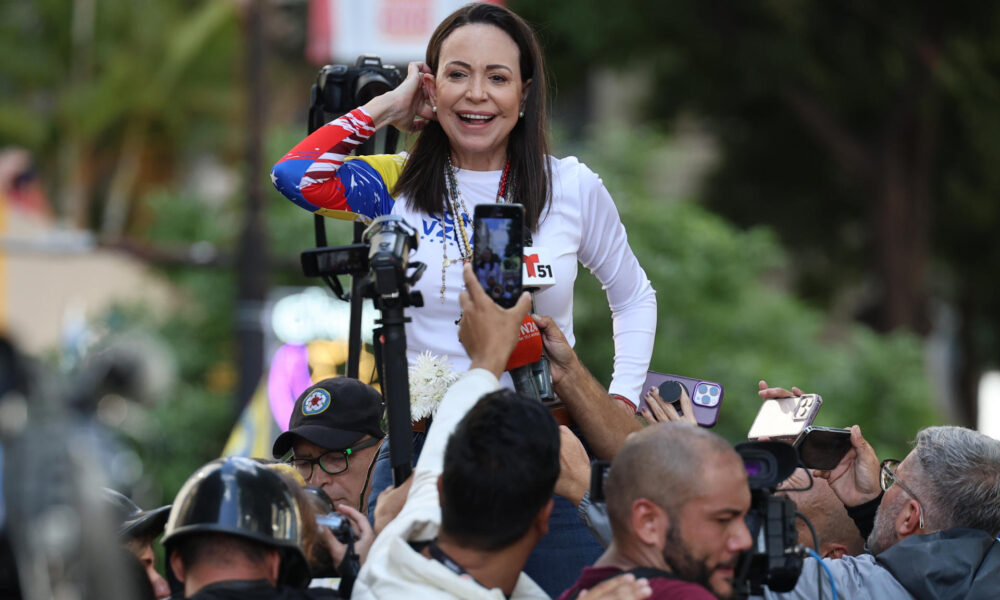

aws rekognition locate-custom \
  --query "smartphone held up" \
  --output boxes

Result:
[640,370,725,427]
[795,426,852,470]
[472,203,524,308]
[746,394,823,442]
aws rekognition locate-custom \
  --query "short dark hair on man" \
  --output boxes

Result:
[171,532,272,571]
[441,389,560,551]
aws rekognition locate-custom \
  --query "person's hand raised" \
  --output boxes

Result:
[641,385,696,425]
[365,61,436,132]
[814,424,882,507]
[757,379,804,400]
[531,313,575,386]
[554,426,591,507]
[458,263,532,378]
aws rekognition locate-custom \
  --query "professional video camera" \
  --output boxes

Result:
[731,441,805,598]
[301,215,425,304]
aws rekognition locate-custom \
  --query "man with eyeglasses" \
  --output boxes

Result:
[758,416,1000,600]
[272,378,385,515]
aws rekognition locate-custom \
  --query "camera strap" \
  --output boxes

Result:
[409,539,508,597]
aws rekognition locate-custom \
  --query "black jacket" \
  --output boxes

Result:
[877,527,1000,600]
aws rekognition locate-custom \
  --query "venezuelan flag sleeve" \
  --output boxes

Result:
[270,108,403,222]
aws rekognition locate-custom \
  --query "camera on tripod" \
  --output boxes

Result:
[300,215,425,304]
[731,441,805,597]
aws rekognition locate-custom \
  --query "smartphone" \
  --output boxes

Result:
[639,371,724,428]
[472,203,524,308]
[746,394,823,441]
[796,426,852,470]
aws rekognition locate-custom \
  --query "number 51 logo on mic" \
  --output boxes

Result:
[522,247,556,290]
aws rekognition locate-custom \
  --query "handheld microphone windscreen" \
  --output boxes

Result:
[522,247,556,290]
[505,316,542,371]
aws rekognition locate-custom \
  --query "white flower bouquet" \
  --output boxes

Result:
[408,351,458,421]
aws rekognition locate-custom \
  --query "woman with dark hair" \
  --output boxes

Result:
[272,4,656,595]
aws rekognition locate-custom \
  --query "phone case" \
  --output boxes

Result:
[639,370,724,428]
[746,394,823,440]
[795,426,852,470]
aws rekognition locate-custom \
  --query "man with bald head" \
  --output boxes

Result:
[559,422,753,600]
[778,469,865,559]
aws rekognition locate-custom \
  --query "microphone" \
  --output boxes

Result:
[522,246,556,291]
[506,246,556,402]
[506,315,554,402]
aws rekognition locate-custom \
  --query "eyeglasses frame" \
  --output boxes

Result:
[879,458,926,530]
[288,436,382,480]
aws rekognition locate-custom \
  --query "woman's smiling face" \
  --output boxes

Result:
[429,23,530,171]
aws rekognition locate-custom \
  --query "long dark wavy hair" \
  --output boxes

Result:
[392,2,552,231]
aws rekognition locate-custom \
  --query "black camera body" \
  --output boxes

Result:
[315,512,356,545]
[732,441,804,597]
[301,215,425,304]
[317,55,403,117]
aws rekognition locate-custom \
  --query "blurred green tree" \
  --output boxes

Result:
[0,0,240,236]
[513,0,1000,427]
[567,129,939,457]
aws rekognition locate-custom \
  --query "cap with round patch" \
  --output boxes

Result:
[301,389,331,416]
[272,377,385,458]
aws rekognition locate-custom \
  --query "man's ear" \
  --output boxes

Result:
[265,549,282,586]
[822,543,849,560]
[169,550,186,583]
[631,498,668,547]
[533,497,555,538]
[896,498,923,538]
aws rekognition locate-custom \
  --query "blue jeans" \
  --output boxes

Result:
[368,428,603,597]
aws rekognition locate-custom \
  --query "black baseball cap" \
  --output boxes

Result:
[271,377,385,458]
[102,488,171,542]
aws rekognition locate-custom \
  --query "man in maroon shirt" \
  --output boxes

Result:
[559,423,753,600]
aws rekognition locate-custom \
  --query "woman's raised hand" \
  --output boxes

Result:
[365,61,437,132]
[641,385,697,425]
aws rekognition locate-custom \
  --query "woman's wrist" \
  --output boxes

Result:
[361,93,399,130]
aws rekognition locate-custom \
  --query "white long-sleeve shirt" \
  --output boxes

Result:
[272,108,657,404]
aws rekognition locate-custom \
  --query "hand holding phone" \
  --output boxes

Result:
[746,394,823,441]
[473,203,524,308]
[643,382,697,425]
[639,371,724,428]
[795,426,852,470]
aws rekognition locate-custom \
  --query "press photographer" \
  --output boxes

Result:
[162,456,340,599]
[560,422,753,600]
[761,424,1000,600]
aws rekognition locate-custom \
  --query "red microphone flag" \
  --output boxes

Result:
[505,316,543,371]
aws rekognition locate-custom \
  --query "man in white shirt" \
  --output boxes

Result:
[355,264,609,599]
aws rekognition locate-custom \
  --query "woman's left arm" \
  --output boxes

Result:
[576,172,657,407]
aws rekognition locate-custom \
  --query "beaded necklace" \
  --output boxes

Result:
[439,156,511,301]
